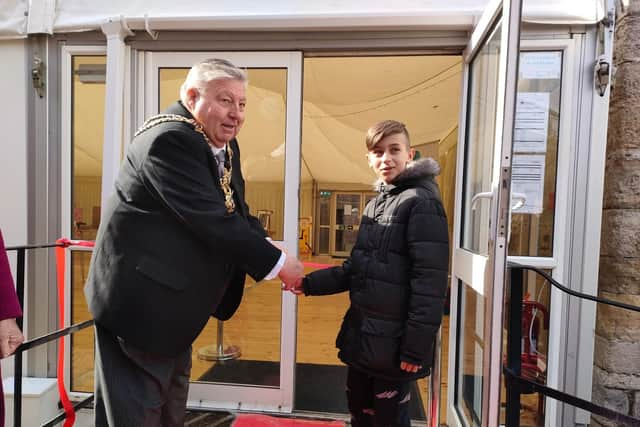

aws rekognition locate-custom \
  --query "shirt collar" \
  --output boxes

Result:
[210,144,226,155]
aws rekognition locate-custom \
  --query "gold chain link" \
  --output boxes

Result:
[135,114,236,213]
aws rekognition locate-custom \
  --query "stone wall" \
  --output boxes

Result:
[593,0,640,425]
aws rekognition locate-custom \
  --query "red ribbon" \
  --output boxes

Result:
[301,262,333,269]
[49,239,324,426]
[54,238,95,427]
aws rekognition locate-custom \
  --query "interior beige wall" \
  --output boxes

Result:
[300,182,314,219]
[244,181,284,240]
[73,176,102,227]
[438,126,458,239]
[317,182,373,192]
[73,177,309,245]
[244,181,314,245]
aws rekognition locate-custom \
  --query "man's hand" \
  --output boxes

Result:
[0,318,24,359]
[278,255,304,292]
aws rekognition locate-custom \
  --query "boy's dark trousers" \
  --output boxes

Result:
[346,366,413,427]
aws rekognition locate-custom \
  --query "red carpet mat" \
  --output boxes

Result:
[233,414,345,426]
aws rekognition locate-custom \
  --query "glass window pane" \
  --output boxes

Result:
[461,25,502,255]
[500,269,552,425]
[159,67,287,387]
[70,55,106,393]
[319,194,331,225]
[457,281,486,426]
[334,194,361,254]
[72,56,105,241]
[71,251,94,392]
[297,54,459,418]
[508,51,562,257]
[159,67,287,241]
[319,227,330,254]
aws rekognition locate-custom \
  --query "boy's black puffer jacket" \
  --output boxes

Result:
[304,157,450,381]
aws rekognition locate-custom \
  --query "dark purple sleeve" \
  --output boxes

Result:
[0,230,22,321]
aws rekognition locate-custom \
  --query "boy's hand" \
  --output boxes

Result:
[282,276,304,295]
[400,361,421,373]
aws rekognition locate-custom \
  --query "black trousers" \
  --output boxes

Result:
[93,323,191,427]
[346,366,413,427]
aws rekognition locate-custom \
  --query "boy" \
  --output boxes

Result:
[287,120,449,427]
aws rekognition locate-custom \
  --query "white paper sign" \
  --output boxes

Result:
[520,52,562,80]
[512,154,546,215]
[514,92,550,153]
[344,204,352,215]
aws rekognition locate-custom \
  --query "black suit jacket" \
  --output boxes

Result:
[84,101,281,356]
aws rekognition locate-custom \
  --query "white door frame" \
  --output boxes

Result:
[445,35,584,427]
[141,51,303,412]
[446,0,523,426]
[507,38,577,426]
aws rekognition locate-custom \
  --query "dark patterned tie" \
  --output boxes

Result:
[214,150,226,178]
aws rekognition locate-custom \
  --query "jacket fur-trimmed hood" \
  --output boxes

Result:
[374,157,440,189]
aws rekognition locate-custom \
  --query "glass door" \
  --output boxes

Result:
[141,51,302,412]
[447,1,522,426]
[331,192,362,257]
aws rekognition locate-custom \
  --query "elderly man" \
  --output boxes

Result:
[84,58,304,426]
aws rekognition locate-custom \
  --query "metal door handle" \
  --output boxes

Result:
[470,191,493,211]
[511,192,527,211]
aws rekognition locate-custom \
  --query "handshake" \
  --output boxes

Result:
[282,276,305,295]
[276,255,305,295]
[271,240,305,295]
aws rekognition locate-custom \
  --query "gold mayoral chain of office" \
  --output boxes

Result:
[135,114,236,213]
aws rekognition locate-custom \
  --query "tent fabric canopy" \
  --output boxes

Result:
[1,0,605,39]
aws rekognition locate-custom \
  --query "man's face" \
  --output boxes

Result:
[187,78,246,148]
[367,133,414,184]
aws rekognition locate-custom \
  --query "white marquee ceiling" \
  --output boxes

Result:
[73,55,462,185]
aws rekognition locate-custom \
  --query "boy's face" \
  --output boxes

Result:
[367,133,415,184]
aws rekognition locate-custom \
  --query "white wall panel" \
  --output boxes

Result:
[0,39,28,379]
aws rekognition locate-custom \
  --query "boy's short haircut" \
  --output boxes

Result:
[365,120,411,151]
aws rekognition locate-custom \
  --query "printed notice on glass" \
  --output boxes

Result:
[520,52,561,80]
[511,154,545,215]
[344,204,352,216]
[514,92,550,153]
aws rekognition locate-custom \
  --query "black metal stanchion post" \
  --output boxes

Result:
[197,320,241,362]
[505,266,523,427]
[13,248,25,427]
[427,328,442,427]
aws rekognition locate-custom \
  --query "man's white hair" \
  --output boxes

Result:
[179,58,248,103]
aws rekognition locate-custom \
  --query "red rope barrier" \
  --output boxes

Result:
[54,238,94,426]
[50,239,326,425]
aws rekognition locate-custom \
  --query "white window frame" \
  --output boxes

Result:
[60,44,107,399]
